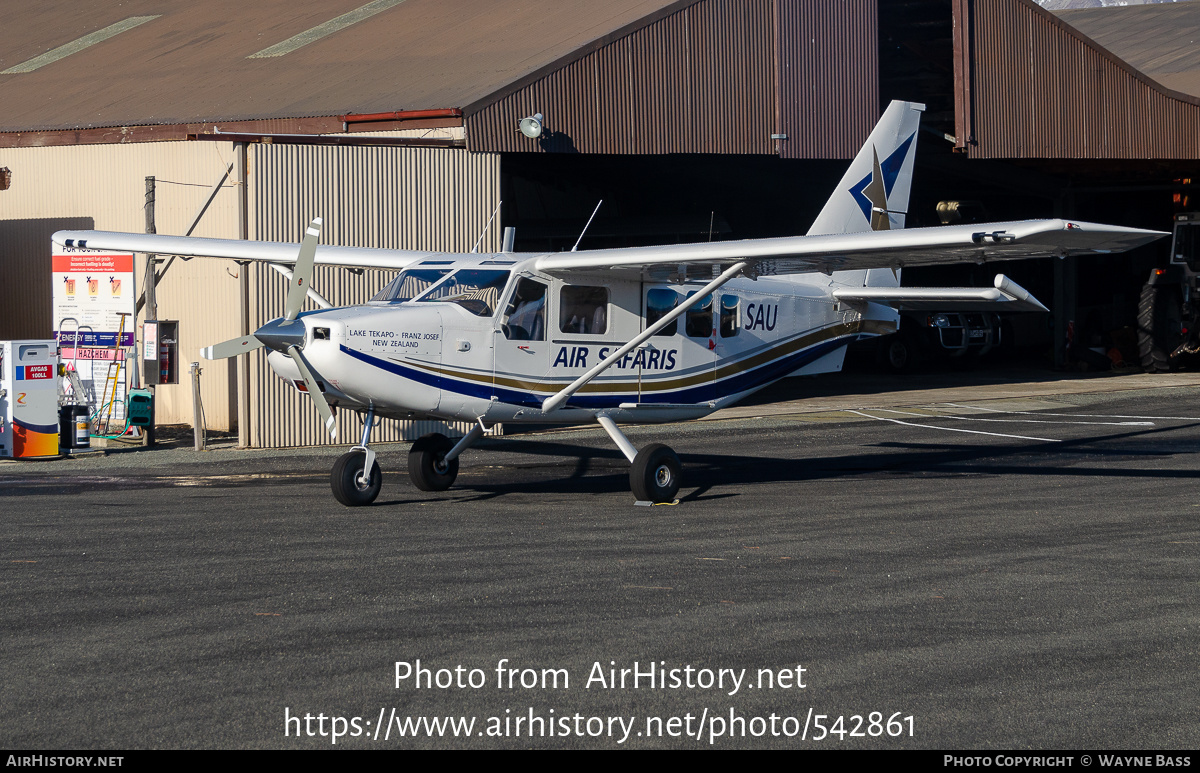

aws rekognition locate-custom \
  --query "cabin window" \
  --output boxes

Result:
[685,292,713,338]
[720,294,740,338]
[370,268,452,303]
[559,286,608,334]
[646,288,679,337]
[504,277,547,341]
[418,269,510,316]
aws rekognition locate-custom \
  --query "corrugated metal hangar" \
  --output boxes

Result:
[2,0,1199,447]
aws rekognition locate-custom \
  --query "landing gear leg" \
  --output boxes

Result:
[331,408,381,507]
[596,414,682,504]
[408,419,487,491]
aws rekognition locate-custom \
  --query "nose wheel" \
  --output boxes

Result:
[331,450,382,506]
[330,408,382,507]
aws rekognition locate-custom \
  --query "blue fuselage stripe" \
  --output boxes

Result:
[339,337,847,409]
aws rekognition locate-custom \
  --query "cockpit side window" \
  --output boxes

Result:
[370,268,452,303]
[503,277,547,341]
[417,269,511,316]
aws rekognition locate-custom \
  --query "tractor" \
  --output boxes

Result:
[1139,212,1200,371]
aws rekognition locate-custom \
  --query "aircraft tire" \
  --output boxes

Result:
[331,451,382,507]
[876,328,922,374]
[630,443,682,503]
[409,433,458,491]
[878,334,912,374]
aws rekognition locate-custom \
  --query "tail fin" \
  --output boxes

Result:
[807,101,924,236]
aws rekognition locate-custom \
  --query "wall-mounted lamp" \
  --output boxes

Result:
[518,113,544,139]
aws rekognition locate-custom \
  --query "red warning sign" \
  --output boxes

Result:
[19,365,53,380]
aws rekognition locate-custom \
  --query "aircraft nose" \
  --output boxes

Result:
[254,317,307,352]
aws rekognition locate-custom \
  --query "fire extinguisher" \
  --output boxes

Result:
[160,339,170,383]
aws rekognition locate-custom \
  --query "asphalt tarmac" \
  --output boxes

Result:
[2,371,1199,749]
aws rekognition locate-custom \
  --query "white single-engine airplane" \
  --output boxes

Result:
[54,102,1164,506]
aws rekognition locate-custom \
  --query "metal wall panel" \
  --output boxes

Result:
[0,138,500,445]
[957,0,1200,159]
[775,0,878,159]
[0,140,244,429]
[467,0,877,159]
[247,143,501,448]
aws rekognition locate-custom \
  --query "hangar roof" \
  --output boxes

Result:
[5,0,1200,161]
[0,0,882,160]
[0,0,685,132]
[1055,2,1200,99]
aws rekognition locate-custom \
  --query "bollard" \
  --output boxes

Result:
[190,362,205,451]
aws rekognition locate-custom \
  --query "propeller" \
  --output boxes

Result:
[201,217,337,438]
[200,334,261,360]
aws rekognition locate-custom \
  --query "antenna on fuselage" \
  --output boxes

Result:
[471,200,503,253]
[571,200,603,252]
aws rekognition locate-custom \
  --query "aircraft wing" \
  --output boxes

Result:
[832,274,1049,313]
[532,219,1166,279]
[51,230,441,271]
[53,218,1163,277]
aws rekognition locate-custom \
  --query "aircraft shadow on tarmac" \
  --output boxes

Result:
[9,421,1194,504]
[375,421,1200,506]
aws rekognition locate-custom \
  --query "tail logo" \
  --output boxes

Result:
[848,132,916,231]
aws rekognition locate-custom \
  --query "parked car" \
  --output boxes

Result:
[874,310,1002,372]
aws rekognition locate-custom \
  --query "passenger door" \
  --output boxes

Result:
[643,285,716,404]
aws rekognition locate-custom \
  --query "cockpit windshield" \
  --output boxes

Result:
[415,269,511,317]
[369,268,452,303]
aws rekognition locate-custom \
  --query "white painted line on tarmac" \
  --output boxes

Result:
[944,403,1200,422]
[878,407,1153,427]
[847,410,1060,442]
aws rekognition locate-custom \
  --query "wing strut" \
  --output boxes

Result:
[541,261,749,414]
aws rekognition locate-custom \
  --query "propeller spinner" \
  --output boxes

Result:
[201,217,337,438]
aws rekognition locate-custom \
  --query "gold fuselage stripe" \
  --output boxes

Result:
[394,320,863,395]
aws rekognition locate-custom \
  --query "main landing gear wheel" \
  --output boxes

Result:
[409,433,458,491]
[877,329,921,374]
[880,335,912,373]
[630,443,682,504]
[331,450,382,507]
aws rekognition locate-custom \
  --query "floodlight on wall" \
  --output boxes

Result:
[518,113,544,139]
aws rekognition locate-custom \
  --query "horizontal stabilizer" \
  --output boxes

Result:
[832,274,1049,313]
